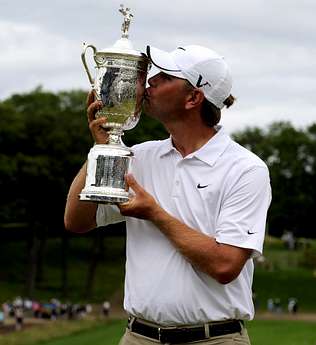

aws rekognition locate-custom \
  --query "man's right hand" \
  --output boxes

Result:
[86,91,109,144]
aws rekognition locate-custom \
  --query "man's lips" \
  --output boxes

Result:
[143,92,150,102]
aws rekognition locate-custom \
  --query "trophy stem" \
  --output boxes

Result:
[108,128,124,146]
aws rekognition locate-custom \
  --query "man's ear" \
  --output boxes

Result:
[185,89,205,110]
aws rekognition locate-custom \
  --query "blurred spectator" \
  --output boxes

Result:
[102,301,111,317]
[67,303,74,320]
[50,298,61,319]
[86,304,92,314]
[288,298,298,314]
[32,301,41,318]
[274,298,282,313]
[281,231,296,250]
[74,304,86,319]
[13,296,23,309]
[60,303,68,318]
[2,302,10,319]
[24,298,33,311]
[267,298,275,312]
[14,307,23,331]
[0,309,4,326]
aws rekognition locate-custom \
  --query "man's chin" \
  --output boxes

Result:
[142,103,154,118]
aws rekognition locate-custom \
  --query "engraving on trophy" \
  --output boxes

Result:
[92,155,106,187]
[91,155,129,190]
[96,66,137,127]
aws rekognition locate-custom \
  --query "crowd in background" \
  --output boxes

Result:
[0,296,111,331]
[0,293,299,332]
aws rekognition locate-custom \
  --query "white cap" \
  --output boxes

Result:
[146,45,232,109]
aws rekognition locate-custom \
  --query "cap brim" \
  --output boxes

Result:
[146,46,185,79]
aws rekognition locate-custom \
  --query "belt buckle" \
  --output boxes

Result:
[158,326,177,344]
[158,327,171,343]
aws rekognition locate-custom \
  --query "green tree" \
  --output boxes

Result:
[0,88,90,296]
[0,87,167,298]
[233,122,316,238]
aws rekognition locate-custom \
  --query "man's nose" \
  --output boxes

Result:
[148,76,155,87]
[148,74,160,88]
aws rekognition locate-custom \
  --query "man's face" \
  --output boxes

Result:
[143,72,190,124]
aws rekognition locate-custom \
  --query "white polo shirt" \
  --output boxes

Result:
[96,126,271,326]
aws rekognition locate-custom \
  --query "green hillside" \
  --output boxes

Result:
[253,236,316,312]
[0,233,126,304]
[1,318,316,345]
[1,233,316,312]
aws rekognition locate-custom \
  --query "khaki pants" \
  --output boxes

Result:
[118,327,251,345]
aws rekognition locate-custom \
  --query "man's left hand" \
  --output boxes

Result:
[118,174,160,220]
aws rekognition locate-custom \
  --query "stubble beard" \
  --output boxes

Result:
[143,98,156,119]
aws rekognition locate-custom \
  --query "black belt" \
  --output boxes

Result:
[128,317,243,344]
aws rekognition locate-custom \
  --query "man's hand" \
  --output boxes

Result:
[86,91,109,144]
[118,174,160,220]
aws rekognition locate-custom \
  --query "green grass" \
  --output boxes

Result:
[253,236,316,312]
[39,320,126,345]
[0,319,125,345]
[253,269,316,311]
[1,319,315,345]
[247,319,316,345]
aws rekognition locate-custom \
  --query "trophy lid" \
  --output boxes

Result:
[100,37,141,56]
[98,5,142,58]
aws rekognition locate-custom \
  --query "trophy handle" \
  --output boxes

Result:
[81,43,97,88]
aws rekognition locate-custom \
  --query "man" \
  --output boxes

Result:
[64,44,271,344]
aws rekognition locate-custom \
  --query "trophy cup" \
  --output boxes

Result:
[80,5,149,203]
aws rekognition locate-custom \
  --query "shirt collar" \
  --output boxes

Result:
[159,126,232,166]
[192,126,232,166]
[158,137,177,157]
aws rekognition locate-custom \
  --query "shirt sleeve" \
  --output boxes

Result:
[215,166,272,258]
[96,204,125,227]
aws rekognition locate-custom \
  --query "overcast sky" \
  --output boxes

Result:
[1,0,315,133]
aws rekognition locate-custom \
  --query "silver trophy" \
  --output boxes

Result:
[80,5,149,203]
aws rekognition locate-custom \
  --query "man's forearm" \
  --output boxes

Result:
[64,162,97,232]
[151,207,250,284]
[118,174,251,284]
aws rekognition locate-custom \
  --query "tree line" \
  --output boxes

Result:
[0,88,315,298]
[233,122,316,238]
[0,87,168,298]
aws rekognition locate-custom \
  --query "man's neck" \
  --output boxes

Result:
[168,123,217,158]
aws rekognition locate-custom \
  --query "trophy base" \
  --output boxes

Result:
[79,189,129,204]
[80,144,132,205]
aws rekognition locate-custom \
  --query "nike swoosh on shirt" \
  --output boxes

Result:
[247,230,256,235]
[197,183,210,189]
